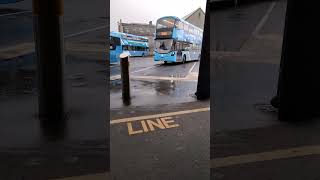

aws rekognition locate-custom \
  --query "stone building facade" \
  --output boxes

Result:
[182,8,205,30]
[118,20,156,55]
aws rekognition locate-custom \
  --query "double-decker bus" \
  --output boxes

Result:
[109,31,149,64]
[154,16,203,64]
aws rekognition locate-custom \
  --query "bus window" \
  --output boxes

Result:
[176,20,184,30]
[184,24,189,32]
[110,36,120,50]
[123,45,128,51]
[182,42,191,51]
[156,17,175,29]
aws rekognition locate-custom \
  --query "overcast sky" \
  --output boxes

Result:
[110,0,207,32]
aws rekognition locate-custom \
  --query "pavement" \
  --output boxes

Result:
[0,0,109,179]
[210,0,320,179]
[110,101,210,180]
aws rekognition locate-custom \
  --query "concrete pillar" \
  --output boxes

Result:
[276,0,320,121]
[33,0,66,121]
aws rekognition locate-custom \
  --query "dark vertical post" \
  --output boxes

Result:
[196,0,210,100]
[276,0,320,121]
[33,0,66,120]
[120,54,130,105]
[271,0,290,109]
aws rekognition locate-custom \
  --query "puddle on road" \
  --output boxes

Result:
[110,79,198,108]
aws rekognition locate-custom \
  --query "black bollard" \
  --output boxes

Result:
[33,0,66,121]
[120,53,131,105]
[196,0,210,100]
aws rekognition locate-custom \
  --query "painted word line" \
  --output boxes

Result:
[127,117,179,135]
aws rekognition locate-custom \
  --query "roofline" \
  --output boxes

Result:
[156,16,203,31]
[182,7,205,20]
[110,31,149,39]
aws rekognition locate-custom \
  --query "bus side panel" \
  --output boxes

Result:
[154,52,176,62]
[136,51,143,57]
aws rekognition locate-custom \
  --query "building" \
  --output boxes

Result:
[117,8,204,55]
[182,7,205,30]
[118,20,156,55]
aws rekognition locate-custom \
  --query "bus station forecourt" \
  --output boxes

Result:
[109,9,210,180]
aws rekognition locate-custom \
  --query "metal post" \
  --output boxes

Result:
[271,0,290,109]
[120,53,131,105]
[33,0,66,120]
[196,0,210,100]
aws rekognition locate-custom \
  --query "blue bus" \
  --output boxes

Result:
[109,31,149,64]
[154,16,203,64]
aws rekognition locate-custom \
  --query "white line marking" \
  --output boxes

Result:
[64,25,108,38]
[52,172,109,180]
[188,62,197,74]
[110,107,210,125]
[0,42,34,60]
[131,65,157,74]
[252,1,277,36]
[109,65,159,81]
[1,25,108,60]
[0,10,32,17]
[211,145,320,168]
[110,75,121,81]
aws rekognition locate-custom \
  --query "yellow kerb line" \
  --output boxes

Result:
[110,107,210,125]
[211,145,320,168]
[52,172,109,180]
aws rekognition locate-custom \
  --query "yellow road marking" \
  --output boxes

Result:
[127,117,180,135]
[52,172,109,180]
[211,145,320,168]
[110,107,210,125]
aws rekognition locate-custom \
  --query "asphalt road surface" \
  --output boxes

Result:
[0,0,109,179]
[210,0,320,179]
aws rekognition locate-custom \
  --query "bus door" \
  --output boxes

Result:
[182,42,191,61]
[175,41,183,61]
[110,36,121,63]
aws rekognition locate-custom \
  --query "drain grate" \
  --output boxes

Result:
[254,103,278,113]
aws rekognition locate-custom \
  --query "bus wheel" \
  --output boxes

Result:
[141,53,144,57]
[164,61,167,64]
[182,55,186,64]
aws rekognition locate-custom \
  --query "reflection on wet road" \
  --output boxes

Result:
[110,57,200,109]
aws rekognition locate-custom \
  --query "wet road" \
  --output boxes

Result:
[210,0,320,179]
[110,50,209,180]
[110,57,200,109]
[0,0,109,179]
[211,0,284,51]
[110,101,210,180]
